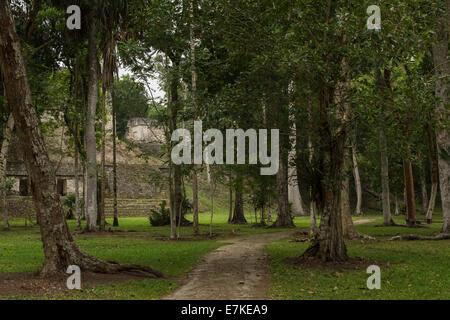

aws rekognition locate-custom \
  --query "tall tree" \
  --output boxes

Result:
[432,0,450,233]
[85,1,99,232]
[0,0,162,277]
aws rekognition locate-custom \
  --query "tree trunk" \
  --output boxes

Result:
[0,1,162,278]
[85,5,98,232]
[426,122,439,223]
[74,126,81,230]
[192,171,199,234]
[432,0,450,233]
[301,68,349,261]
[341,148,358,238]
[352,140,363,216]
[273,144,295,227]
[306,92,317,234]
[403,160,417,226]
[231,179,247,224]
[379,119,392,225]
[99,86,106,231]
[288,82,307,217]
[190,1,199,235]
[420,167,428,215]
[168,58,182,240]
[0,114,14,230]
[228,172,233,223]
[112,87,118,227]
[394,195,399,216]
[73,57,81,231]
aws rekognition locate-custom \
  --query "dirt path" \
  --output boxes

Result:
[163,231,294,300]
[353,218,376,225]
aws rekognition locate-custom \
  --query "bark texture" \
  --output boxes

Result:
[352,141,363,216]
[0,114,14,230]
[403,160,417,226]
[432,1,450,232]
[231,181,247,224]
[426,122,439,223]
[85,4,98,232]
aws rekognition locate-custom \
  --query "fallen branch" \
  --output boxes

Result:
[389,233,450,241]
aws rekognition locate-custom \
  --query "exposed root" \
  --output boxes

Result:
[389,233,450,241]
[375,221,426,228]
[347,231,376,241]
[40,242,165,279]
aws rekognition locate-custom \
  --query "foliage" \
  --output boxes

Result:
[149,200,171,226]
[63,194,76,220]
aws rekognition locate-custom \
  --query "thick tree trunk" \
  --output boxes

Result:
[303,168,348,261]
[403,160,417,226]
[273,145,295,227]
[352,141,363,216]
[432,1,450,233]
[85,5,98,232]
[303,157,348,261]
[301,67,349,261]
[0,114,14,230]
[341,149,358,238]
[0,0,162,278]
[231,180,247,224]
[288,84,307,217]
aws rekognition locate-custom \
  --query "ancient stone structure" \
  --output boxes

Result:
[125,118,166,155]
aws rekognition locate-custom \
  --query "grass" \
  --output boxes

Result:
[265,213,450,300]
[1,209,448,300]
[0,208,291,300]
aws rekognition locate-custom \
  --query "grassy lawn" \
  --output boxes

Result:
[265,213,450,300]
[0,209,291,300]
[1,209,448,300]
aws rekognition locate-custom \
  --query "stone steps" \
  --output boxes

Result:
[103,198,167,217]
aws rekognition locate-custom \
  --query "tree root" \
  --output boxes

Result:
[347,231,376,241]
[389,233,450,241]
[375,221,426,228]
[40,242,165,279]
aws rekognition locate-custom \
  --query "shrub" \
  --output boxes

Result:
[149,200,171,226]
[63,194,76,220]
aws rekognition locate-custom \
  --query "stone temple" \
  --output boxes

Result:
[6,114,168,219]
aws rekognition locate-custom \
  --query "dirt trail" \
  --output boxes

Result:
[163,231,294,300]
[353,218,376,225]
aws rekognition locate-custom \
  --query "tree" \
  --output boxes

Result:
[85,1,99,232]
[0,0,162,278]
[0,114,14,230]
[432,0,450,233]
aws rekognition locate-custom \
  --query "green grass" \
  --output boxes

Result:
[265,214,450,300]
[1,210,448,300]
[0,208,292,300]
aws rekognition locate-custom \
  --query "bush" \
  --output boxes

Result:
[149,200,171,226]
[63,194,76,220]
